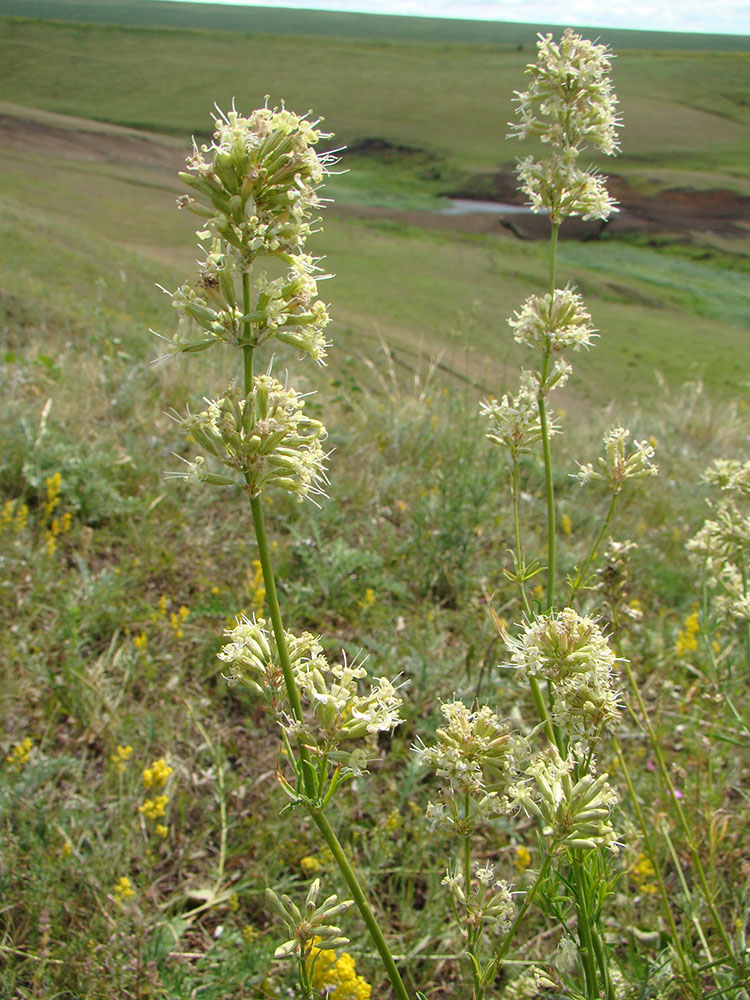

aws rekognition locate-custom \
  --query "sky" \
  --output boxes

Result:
[165,0,750,35]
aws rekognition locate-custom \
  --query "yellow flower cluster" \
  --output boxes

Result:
[514,845,532,871]
[110,744,134,774]
[45,473,62,517]
[6,737,33,769]
[170,605,189,638]
[113,875,135,903]
[138,757,173,830]
[1,499,29,534]
[139,794,168,820]
[630,853,658,896]
[142,758,173,789]
[358,587,376,611]
[43,474,73,556]
[45,511,72,557]
[307,943,372,1000]
[675,610,700,656]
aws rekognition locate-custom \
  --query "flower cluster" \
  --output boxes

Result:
[165,247,331,364]
[703,458,750,498]
[509,286,596,353]
[441,862,515,936]
[137,756,172,836]
[218,615,403,750]
[480,371,544,458]
[306,942,372,1000]
[266,878,352,960]
[510,745,620,853]
[688,457,750,629]
[5,737,33,770]
[503,608,620,738]
[113,875,136,904]
[415,701,519,834]
[179,103,337,262]
[573,426,658,494]
[516,155,617,223]
[510,29,621,224]
[169,376,329,501]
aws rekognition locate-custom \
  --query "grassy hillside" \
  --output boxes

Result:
[3,0,750,50]
[2,16,750,194]
[2,10,750,1000]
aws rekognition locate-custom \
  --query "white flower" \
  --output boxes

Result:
[573,426,658,493]
[516,155,618,223]
[512,745,620,853]
[180,102,338,262]
[176,376,329,501]
[503,608,621,738]
[509,286,597,352]
[510,29,621,156]
[414,700,518,799]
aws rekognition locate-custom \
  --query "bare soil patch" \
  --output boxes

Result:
[5,106,750,241]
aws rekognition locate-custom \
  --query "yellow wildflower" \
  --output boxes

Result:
[1,499,15,528]
[169,611,183,638]
[113,876,135,902]
[134,632,148,651]
[300,855,321,874]
[45,472,61,517]
[6,737,33,769]
[45,532,57,557]
[242,924,260,942]
[675,611,700,656]
[152,595,168,623]
[155,824,169,839]
[307,941,372,1000]
[560,513,573,536]
[358,587,376,610]
[142,758,172,789]
[384,809,400,835]
[247,560,266,614]
[15,503,28,533]
[139,795,168,820]
[111,744,134,773]
[61,841,72,858]
[514,845,532,871]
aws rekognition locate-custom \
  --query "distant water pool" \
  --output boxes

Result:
[440,198,539,215]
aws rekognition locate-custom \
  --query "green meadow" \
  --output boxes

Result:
[1,5,749,999]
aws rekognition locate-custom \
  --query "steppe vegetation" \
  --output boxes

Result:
[1,5,749,999]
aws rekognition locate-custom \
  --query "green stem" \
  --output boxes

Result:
[569,492,618,602]
[549,222,560,295]
[569,859,599,998]
[311,808,412,1000]
[250,495,307,730]
[511,458,532,618]
[539,220,560,613]
[529,675,558,748]
[462,796,483,1000]
[741,558,750,668]
[249,498,410,1000]
[538,361,556,613]
[242,271,253,394]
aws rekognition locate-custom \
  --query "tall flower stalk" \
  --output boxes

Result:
[477,31,656,999]
[159,103,410,1000]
